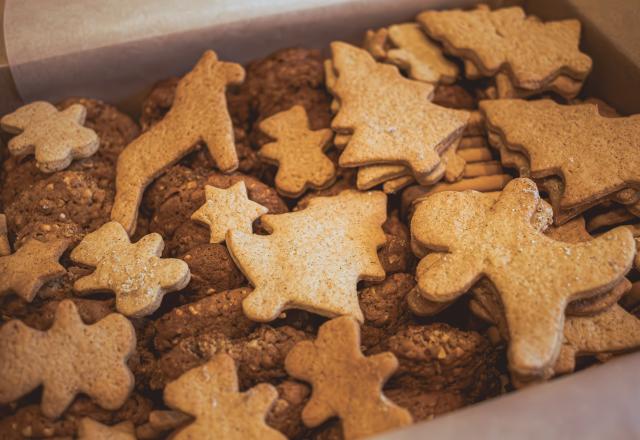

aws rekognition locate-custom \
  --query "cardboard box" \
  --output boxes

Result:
[1,1,639,438]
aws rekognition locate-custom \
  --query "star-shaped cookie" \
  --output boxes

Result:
[411,178,635,377]
[0,238,68,302]
[259,105,336,197]
[71,221,191,317]
[191,181,268,244]
[1,101,99,172]
[285,316,412,439]
[164,354,285,440]
[227,190,387,322]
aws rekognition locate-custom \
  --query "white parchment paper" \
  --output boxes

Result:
[3,0,474,106]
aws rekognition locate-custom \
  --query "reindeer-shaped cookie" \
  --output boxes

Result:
[411,178,635,378]
[111,50,245,234]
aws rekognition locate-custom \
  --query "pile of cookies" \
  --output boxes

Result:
[1,4,640,440]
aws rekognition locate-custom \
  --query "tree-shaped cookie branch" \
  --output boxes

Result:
[191,181,268,244]
[71,221,190,318]
[164,354,285,440]
[0,300,135,419]
[111,50,245,234]
[227,190,387,322]
[0,238,68,302]
[481,99,640,214]
[418,6,592,89]
[411,178,635,377]
[0,101,99,172]
[285,316,412,439]
[330,42,468,184]
[259,105,336,198]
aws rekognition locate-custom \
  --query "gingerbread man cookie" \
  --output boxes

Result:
[111,50,245,234]
[1,101,99,172]
[285,316,412,439]
[259,105,336,197]
[71,221,191,317]
[164,354,285,440]
[0,238,68,302]
[411,178,635,377]
[0,300,135,418]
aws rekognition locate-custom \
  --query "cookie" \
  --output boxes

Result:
[0,300,135,418]
[471,282,640,378]
[163,354,286,440]
[78,418,136,440]
[418,6,592,89]
[111,50,245,234]
[191,181,268,244]
[1,101,100,173]
[227,190,387,322]
[330,42,468,184]
[545,217,631,316]
[481,99,640,222]
[285,316,413,439]
[387,23,458,84]
[411,178,635,377]
[0,238,68,302]
[258,105,336,197]
[71,221,190,317]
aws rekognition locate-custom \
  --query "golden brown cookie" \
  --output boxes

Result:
[0,238,68,302]
[1,101,99,172]
[411,178,635,377]
[164,354,285,440]
[227,190,386,322]
[191,181,268,244]
[71,221,190,317]
[330,42,468,184]
[111,50,245,234]
[0,300,135,418]
[285,316,412,439]
[259,105,336,197]
[419,6,592,89]
[481,99,640,221]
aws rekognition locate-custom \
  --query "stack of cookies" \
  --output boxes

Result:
[418,4,593,99]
